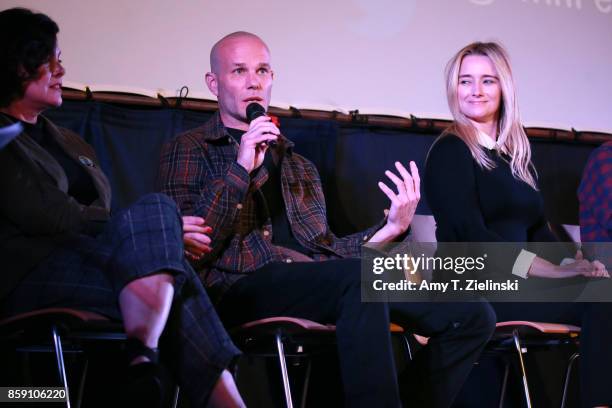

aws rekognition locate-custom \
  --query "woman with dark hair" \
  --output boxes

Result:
[0,8,244,408]
[424,41,611,407]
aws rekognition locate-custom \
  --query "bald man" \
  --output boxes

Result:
[159,32,495,407]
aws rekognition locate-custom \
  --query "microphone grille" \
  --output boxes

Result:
[246,102,266,122]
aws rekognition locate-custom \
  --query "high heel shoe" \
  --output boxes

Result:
[121,338,170,408]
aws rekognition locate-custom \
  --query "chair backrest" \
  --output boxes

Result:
[407,215,437,281]
[410,215,437,243]
[561,224,581,243]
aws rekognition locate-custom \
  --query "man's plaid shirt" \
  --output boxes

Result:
[579,141,611,242]
[158,112,383,300]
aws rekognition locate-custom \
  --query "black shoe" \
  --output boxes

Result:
[122,361,169,408]
[121,338,169,408]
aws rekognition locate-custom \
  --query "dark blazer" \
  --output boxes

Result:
[0,113,111,299]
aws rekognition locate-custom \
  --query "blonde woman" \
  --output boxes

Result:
[424,41,611,407]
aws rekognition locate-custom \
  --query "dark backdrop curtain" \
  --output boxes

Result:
[46,100,598,233]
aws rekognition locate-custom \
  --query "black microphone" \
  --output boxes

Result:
[246,102,266,122]
[246,102,277,147]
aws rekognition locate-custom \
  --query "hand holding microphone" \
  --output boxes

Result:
[236,102,279,173]
[246,102,279,147]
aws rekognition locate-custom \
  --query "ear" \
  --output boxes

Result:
[205,72,218,96]
[270,70,274,81]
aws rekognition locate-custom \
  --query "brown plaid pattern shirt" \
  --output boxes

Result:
[158,112,383,300]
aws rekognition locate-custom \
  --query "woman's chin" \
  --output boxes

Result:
[48,96,63,108]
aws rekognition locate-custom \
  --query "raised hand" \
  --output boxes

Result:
[379,161,420,236]
[370,161,421,243]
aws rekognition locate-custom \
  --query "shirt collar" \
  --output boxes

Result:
[203,110,295,150]
[476,128,498,150]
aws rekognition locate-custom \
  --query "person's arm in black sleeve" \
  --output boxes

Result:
[0,146,108,236]
[425,134,605,280]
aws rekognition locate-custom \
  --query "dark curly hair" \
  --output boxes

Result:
[0,8,59,108]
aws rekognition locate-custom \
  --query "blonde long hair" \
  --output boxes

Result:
[444,42,537,189]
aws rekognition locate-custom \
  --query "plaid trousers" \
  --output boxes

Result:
[1,193,240,406]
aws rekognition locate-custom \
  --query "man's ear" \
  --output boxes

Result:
[271,70,274,81]
[205,72,218,96]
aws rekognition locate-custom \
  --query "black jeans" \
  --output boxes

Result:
[390,300,495,407]
[218,258,495,408]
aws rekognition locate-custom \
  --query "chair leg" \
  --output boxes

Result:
[560,352,579,408]
[498,359,510,408]
[275,330,294,408]
[512,329,532,408]
[75,358,88,408]
[171,385,180,408]
[51,325,72,408]
[401,334,413,362]
[300,359,312,408]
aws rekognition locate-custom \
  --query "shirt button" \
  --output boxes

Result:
[363,235,369,241]
[263,230,270,237]
[236,203,243,210]
[285,258,293,263]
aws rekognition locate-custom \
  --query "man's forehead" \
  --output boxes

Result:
[221,38,269,58]
[213,35,270,67]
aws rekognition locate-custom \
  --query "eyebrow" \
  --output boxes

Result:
[459,74,498,79]
[231,63,271,69]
